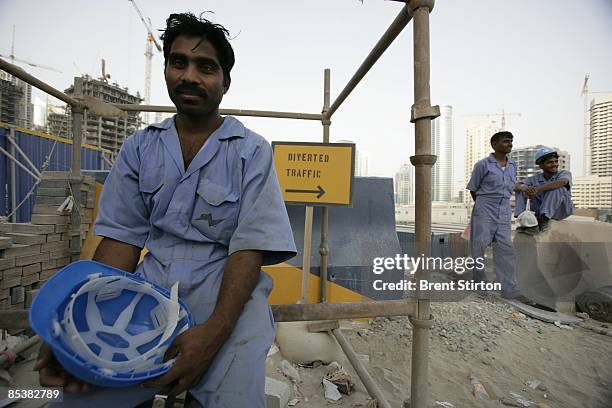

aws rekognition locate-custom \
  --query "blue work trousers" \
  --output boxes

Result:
[515,188,572,220]
[470,215,520,298]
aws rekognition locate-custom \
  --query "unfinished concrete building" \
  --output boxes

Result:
[47,75,142,158]
[0,70,33,129]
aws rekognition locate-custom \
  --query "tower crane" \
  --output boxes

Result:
[457,110,521,130]
[581,74,590,176]
[128,0,162,124]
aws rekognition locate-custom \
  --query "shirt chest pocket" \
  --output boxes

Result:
[139,164,165,215]
[192,179,239,243]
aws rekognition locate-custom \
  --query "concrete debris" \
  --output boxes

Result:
[433,402,455,407]
[275,321,343,364]
[287,398,300,406]
[265,376,291,408]
[324,363,354,395]
[508,392,535,407]
[469,374,489,400]
[526,380,541,390]
[357,353,370,363]
[322,378,342,401]
[500,397,524,407]
[326,361,342,375]
[267,343,280,357]
[299,360,323,368]
[554,321,573,330]
[576,312,590,320]
[279,359,301,383]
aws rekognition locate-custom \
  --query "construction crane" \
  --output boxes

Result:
[0,25,62,73]
[128,0,162,124]
[581,74,590,176]
[457,110,521,130]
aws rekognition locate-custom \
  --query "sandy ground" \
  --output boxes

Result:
[268,294,612,408]
[3,295,611,407]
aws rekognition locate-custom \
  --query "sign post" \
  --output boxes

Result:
[273,142,355,303]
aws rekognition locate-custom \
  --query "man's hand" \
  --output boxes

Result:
[143,315,230,397]
[525,186,538,198]
[34,342,92,393]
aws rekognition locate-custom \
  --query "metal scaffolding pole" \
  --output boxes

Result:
[69,77,84,261]
[0,58,79,107]
[408,1,439,407]
[324,4,413,120]
[6,132,42,178]
[320,69,331,302]
[114,104,323,121]
[9,127,17,222]
[0,300,417,329]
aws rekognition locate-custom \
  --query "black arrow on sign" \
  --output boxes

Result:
[286,185,326,199]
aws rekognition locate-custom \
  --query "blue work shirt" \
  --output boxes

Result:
[515,170,573,218]
[467,154,516,223]
[517,169,572,190]
[94,116,297,398]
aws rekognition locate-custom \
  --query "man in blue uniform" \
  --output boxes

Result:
[466,131,533,304]
[35,13,297,407]
[514,147,573,234]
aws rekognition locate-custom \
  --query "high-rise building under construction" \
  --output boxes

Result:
[0,70,33,129]
[47,75,142,158]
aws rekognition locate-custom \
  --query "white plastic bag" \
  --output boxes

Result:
[517,199,538,227]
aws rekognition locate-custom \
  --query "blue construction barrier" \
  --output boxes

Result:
[0,126,109,222]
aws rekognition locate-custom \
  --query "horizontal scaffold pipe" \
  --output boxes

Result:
[271,299,416,322]
[325,4,413,120]
[114,104,323,121]
[0,299,416,329]
[0,58,79,107]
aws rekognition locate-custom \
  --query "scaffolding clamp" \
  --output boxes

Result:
[410,154,437,167]
[410,103,440,123]
[409,314,434,329]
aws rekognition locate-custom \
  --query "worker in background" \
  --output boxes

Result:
[514,147,573,234]
[466,131,535,305]
[35,13,296,407]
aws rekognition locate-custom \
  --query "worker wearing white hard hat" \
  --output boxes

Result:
[514,146,573,234]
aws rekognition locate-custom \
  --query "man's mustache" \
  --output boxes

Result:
[175,84,207,97]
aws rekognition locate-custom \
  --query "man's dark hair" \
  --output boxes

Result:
[160,13,235,88]
[490,131,514,144]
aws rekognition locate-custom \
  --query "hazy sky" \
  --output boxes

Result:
[2,0,611,188]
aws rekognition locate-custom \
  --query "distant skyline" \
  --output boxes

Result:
[2,0,612,179]
[431,105,453,201]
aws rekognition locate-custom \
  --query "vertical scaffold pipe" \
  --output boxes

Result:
[70,77,84,259]
[409,1,439,407]
[320,68,331,303]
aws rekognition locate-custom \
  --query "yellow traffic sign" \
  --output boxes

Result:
[272,142,355,206]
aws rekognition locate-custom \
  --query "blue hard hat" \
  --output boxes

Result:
[29,260,194,387]
[535,147,558,164]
